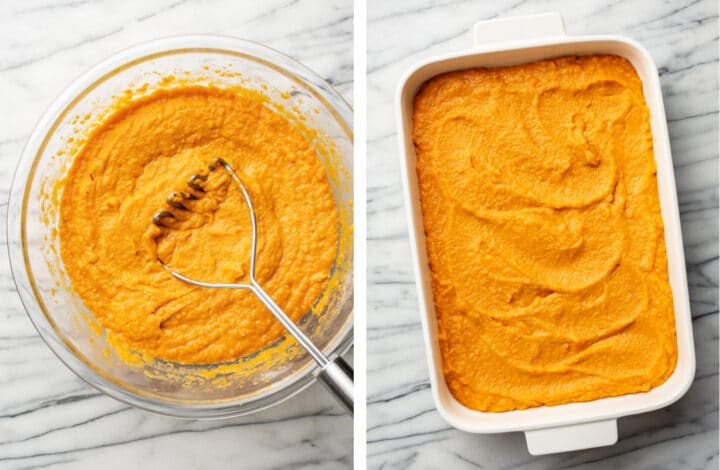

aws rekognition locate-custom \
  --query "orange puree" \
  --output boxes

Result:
[59,86,338,364]
[413,55,677,412]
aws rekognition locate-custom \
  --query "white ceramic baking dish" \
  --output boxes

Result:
[396,13,695,455]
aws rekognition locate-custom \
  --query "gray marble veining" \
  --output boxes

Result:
[0,1,353,469]
[367,0,718,468]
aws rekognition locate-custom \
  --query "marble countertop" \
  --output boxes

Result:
[367,0,718,469]
[0,1,353,469]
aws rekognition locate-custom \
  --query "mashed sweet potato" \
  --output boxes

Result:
[59,86,338,364]
[413,55,677,412]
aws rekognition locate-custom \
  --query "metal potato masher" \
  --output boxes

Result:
[152,158,353,415]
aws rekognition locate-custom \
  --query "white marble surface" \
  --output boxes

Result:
[0,1,353,469]
[367,0,718,468]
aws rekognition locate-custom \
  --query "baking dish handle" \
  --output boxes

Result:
[473,12,566,47]
[524,419,618,455]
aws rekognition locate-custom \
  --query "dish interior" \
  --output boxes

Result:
[412,54,678,413]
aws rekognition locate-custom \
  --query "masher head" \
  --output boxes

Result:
[151,158,259,282]
[151,173,210,227]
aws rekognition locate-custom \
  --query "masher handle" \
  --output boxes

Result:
[317,356,354,415]
[252,281,354,415]
[156,158,355,415]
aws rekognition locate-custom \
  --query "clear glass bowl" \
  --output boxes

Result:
[7,35,353,418]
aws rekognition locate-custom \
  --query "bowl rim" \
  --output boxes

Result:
[7,34,354,419]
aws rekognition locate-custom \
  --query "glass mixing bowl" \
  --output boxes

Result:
[7,36,353,418]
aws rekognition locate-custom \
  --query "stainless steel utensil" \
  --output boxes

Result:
[152,157,353,415]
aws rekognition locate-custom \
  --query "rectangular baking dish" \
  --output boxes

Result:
[396,13,695,455]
